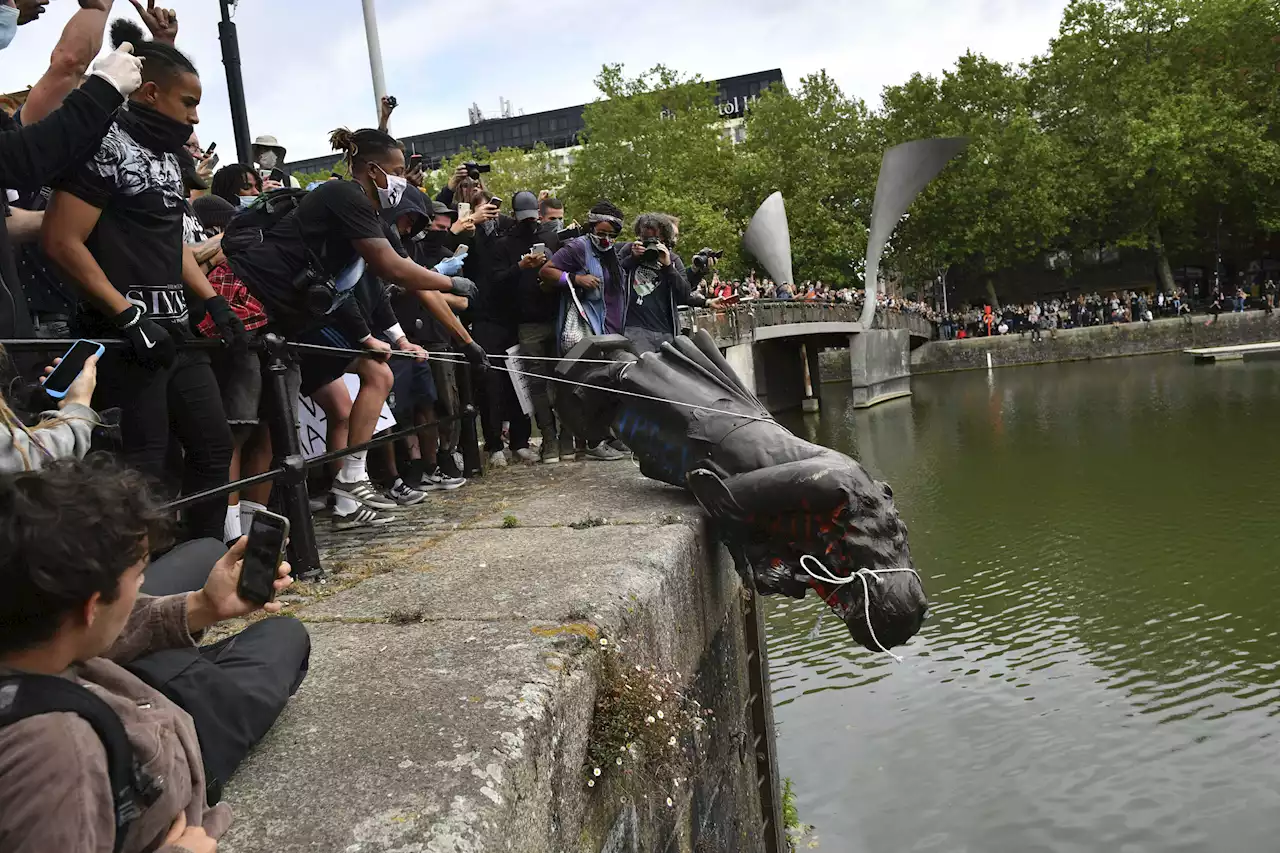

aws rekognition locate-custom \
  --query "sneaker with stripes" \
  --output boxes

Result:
[332,506,397,531]
[332,477,398,510]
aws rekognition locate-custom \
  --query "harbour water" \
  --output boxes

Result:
[768,355,1280,853]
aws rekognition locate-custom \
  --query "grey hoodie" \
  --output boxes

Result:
[0,403,98,474]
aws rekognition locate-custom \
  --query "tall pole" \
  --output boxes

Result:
[218,0,252,165]
[361,0,388,124]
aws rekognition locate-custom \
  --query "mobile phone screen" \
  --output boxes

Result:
[488,197,503,210]
[531,243,547,257]
[238,511,289,605]
[43,340,103,397]
[457,202,472,220]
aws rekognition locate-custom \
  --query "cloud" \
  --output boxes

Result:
[0,0,1067,163]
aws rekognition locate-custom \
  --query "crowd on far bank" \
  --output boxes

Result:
[695,275,942,321]
[937,281,1279,340]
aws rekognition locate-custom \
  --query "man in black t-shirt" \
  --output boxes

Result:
[225,127,486,530]
[43,33,247,543]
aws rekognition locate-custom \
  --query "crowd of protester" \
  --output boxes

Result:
[934,282,1278,340]
[694,275,942,322]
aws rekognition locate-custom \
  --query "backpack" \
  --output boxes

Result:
[221,187,311,259]
[0,674,162,853]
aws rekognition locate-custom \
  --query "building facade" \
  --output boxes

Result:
[285,69,785,177]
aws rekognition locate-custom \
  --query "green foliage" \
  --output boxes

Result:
[433,143,567,206]
[502,515,520,529]
[292,158,348,189]
[565,65,744,272]
[357,2,1279,299]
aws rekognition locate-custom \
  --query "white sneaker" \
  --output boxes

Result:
[489,450,508,469]
[422,466,466,491]
[514,448,539,464]
[388,479,428,506]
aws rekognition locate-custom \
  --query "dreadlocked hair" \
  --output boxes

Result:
[110,20,197,84]
[329,127,403,171]
[590,200,625,221]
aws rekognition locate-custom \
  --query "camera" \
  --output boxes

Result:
[641,237,662,264]
[296,264,341,315]
[464,162,491,180]
[692,248,724,271]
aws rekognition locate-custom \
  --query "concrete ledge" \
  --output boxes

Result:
[218,464,765,853]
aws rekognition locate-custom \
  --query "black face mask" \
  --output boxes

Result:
[420,230,451,247]
[118,102,195,154]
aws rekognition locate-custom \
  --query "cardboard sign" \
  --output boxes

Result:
[297,373,396,459]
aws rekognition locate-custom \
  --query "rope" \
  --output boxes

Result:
[433,354,778,424]
[799,555,921,663]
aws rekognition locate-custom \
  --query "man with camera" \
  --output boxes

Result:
[617,213,723,354]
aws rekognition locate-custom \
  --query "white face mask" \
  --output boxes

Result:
[257,151,279,169]
[0,6,19,51]
[373,164,407,209]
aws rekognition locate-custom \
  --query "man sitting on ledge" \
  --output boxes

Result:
[0,458,309,853]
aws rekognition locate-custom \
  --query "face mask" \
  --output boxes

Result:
[0,6,19,51]
[119,102,194,153]
[372,164,407,210]
[545,218,564,231]
[589,233,615,252]
[258,151,279,169]
[240,195,257,209]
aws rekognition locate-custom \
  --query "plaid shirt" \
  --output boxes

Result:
[197,262,268,337]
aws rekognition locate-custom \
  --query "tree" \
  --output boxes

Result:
[1028,0,1280,291]
[737,72,880,286]
[876,53,1072,293]
[564,65,743,270]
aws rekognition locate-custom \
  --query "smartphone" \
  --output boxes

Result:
[42,339,105,400]
[408,153,423,170]
[453,244,470,258]
[531,242,547,258]
[457,202,472,220]
[207,152,220,170]
[237,509,289,606]
[487,197,503,210]
[205,142,217,155]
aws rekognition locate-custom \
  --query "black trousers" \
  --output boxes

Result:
[131,539,311,804]
[472,321,531,453]
[95,350,233,542]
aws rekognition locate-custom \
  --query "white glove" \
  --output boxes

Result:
[91,43,144,97]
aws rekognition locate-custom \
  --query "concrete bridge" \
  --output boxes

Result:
[681,301,935,412]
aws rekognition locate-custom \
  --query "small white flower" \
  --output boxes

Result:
[657,710,665,720]
[666,797,673,807]
[593,767,601,777]
[616,757,623,766]
[587,779,595,788]
[646,715,655,724]
[600,638,608,647]
[668,736,677,746]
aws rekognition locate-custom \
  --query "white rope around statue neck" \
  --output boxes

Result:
[799,555,920,663]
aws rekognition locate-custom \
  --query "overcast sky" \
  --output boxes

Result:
[0,0,1068,163]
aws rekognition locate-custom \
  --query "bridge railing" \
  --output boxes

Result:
[681,300,936,347]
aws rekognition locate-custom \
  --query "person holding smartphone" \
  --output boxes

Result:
[0,344,100,473]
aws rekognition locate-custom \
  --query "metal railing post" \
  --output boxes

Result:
[262,334,323,580]
[455,361,483,478]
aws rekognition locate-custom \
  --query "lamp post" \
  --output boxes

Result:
[218,0,252,165]
[361,0,388,123]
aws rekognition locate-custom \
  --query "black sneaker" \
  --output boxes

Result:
[436,451,464,480]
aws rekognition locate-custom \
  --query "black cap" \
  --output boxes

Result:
[192,194,236,232]
[430,200,457,219]
[512,190,538,221]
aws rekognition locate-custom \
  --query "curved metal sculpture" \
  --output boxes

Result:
[860,138,969,328]
[742,192,795,289]
[555,332,927,653]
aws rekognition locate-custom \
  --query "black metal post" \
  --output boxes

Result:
[455,363,483,477]
[218,0,253,166]
[262,335,322,580]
